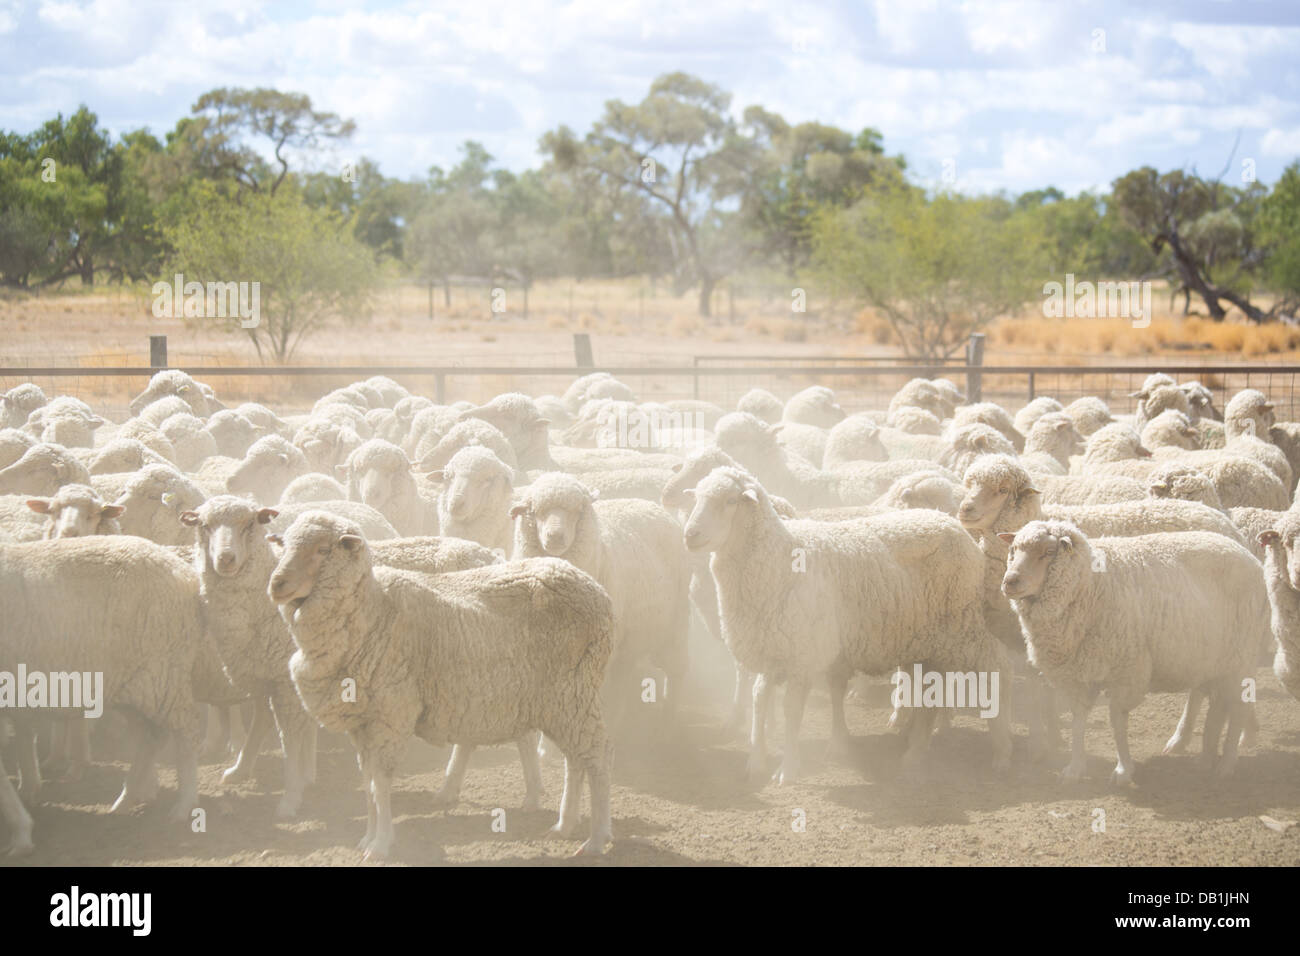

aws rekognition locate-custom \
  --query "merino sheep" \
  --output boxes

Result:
[1013,397,1065,439]
[129,369,210,417]
[948,403,1024,453]
[87,438,171,475]
[432,446,515,554]
[0,428,35,470]
[736,388,784,424]
[293,418,363,475]
[823,416,889,470]
[459,393,553,470]
[22,484,124,539]
[940,423,1019,477]
[782,386,845,429]
[161,413,218,471]
[1257,514,1300,701]
[512,472,691,729]
[1,384,46,430]
[682,466,1011,782]
[415,418,519,473]
[227,435,311,504]
[888,378,954,421]
[1063,396,1113,438]
[341,439,438,536]
[1020,413,1083,476]
[115,418,179,463]
[1133,383,1190,431]
[0,443,91,495]
[1001,521,1265,783]
[279,472,348,504]
[113,465,206,546]
[205,409,262,459]
[268,511,615,858]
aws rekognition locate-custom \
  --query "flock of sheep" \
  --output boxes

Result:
[0,366,1297,861]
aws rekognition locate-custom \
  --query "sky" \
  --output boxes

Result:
[2,0,1299,195]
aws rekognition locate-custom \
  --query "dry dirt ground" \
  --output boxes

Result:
[3,624,1298,867]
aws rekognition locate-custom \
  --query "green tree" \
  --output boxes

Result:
[159,183,378,361]
[1258,160,1300,317]
[811,184,1048,358]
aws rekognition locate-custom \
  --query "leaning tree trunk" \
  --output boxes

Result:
[697,275,715,317]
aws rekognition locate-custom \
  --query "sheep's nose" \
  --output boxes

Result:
[269,575,290,600]
[448,497,469,519]
[683,529,704,550]
[216,551,237,573]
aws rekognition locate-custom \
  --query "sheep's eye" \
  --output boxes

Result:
[316,546,329,556]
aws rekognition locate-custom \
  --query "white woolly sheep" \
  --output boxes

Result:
[512,472,691,731]
[431,446,515,554]
[235,403,289,438]
[1001,521,1266,783]
[29,400,104,448]
[138,395,193,428]
[129,369,210,417]
[227,435,311,504]
[268,511,615,858]
[279,472,348,504]
[940,423,1018,477]
[1257,513,1300,702]
[87,439,172,475]
[1,384,46,430]
[774,422,830,467]
[1020,413,1083,476]
[1013,397,1065,439]
[113,465,207,546]
[205,409,262,458]
[823,415,889,470]
[948,403,1024,453]
[885,406,944,436]
[293,418,363,474]
[161,413,218,471]
[1132,383,1190,431]
[341,439,438,535]
[115,418,179,463]
[1181,382,1222,422]
[1063,396,1113,438]
[888,378,954,420]
[266,499,398,541]
[736,388,784,424]
[681,466,1011,782]
[0,443,91,496]
[0,428,35,470]
[415,417,519,473]
[782,386,845,429]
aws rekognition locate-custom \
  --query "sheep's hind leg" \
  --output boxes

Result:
[773,678,809,785]
[112,723,163,813]
[1108,702,1137,788]
[15,722,41,803]
[517,732,543,812]
[726,664,753,738]
[432,745,475,808]
[1060,708,1089,783]
[576,737,614,857]
[826,668,853,758]
[746,673,772,783]
[0,750,34,857]
[221,696,272,784]
[1215,690,1244,778]
[1163,689,1202,755]
[168,735,200,822]
[364,767,394,861]
[1200,692,1229,774]
[549,757,585,839]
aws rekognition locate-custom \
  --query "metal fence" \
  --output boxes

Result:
[5,360,1300,422]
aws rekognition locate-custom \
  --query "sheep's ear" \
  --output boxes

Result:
[179,510,202,526]
[1058,536,1074,553]
[426,470,445,483]
[509,505,529,519]
[741,488,760,504]
[25,498,51,514]
[339,534,364,552]
[532,418,550,429]
[1258,530,1281,548]
[587,487,600,502]
[1136,445,1152,458]
[1020,485,1040,499]
[177,385,191,394]
[100,504,125,519]
[334,464,349,478]
[256,508,279,525]
[161,492,177,507]
[680,488,696,499]
[1149,481,1168,495]
[265,533,283,546]
[996,532,1016,544]
[973,435,988,450]
[671,463,682,473]
[1128,389,1148,399]
[278,453,289,465]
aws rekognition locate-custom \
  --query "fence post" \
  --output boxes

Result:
[693,356,700,400]
[573,333,593,368]
[150,335,168,369]
[435,373,446,405]
[1028,371,1035,402]
[965,332,985,403]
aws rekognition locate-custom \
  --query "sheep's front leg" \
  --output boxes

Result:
[827,669,852,758]
[364,767,394,861]
[550,757,585,838]
[577,738,614,857]
[1215,692,1244,778]
[0,750,34,857]
[432,745,475,807]
[517,732,543,812]
[774,678,809,786]
[1061,707,1089,783]
[1163,689,1202,755]
[1200,694,1228,773]
[727,664,753,737]
[111,723,162,813]
[168,736,200,822]
[1108,701,1138,788]
[221,696,272,784]
[15,723,40,803]
[354,746,377,853]
[746,673,772,783]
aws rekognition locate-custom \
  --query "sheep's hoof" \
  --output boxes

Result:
[6,839,35,858]
[521,794,542,813]
[1161,734,1189,756]
[547,821,578,840]
[574,834,610,857]
[274,796,301,820]
[220,764,252,785]
[771,764,799,787]
[362,844,389,863]
[1238,728,1257,750]
[1109,767,1137,789]
[168,802,195,823]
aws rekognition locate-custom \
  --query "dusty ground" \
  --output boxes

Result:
[3,624,1298,867]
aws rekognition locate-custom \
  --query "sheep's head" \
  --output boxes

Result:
[181,495,277,578]
[889,378,948,419]
[785,386,845,428]
[0,442,90,496]
[1085,423,1151,463]
[138,395,192,428]
[1063,396,1113,437]
[294,419,361,473]
[27,484,123,539]
[115,464,204,543]
[1225,389,1275,441]
[339,439,412,511]
[999,520,1089,601]
[930,378,966,416]
[882,471,960,515]
[713,411,781,470]
[680,465,766,553]
[510,473,596,557]
[1147,463,1221,510]
[228,435,306,502]
[1140,409,1199,451]
[1026,412,1084,461]
[206,410,261,458]
[432,447,513,525]
[1180,382,1221,422]
[268,512,369,619]
[129,370,206,417]
[459,393,550,460]
[661,446,739,512]
[419,419,516,471]
[736,388,784,424]
[1258,511,1300,591]
[885,406,941,435]
[958,455,1037,532]
[941,423,1016,476]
